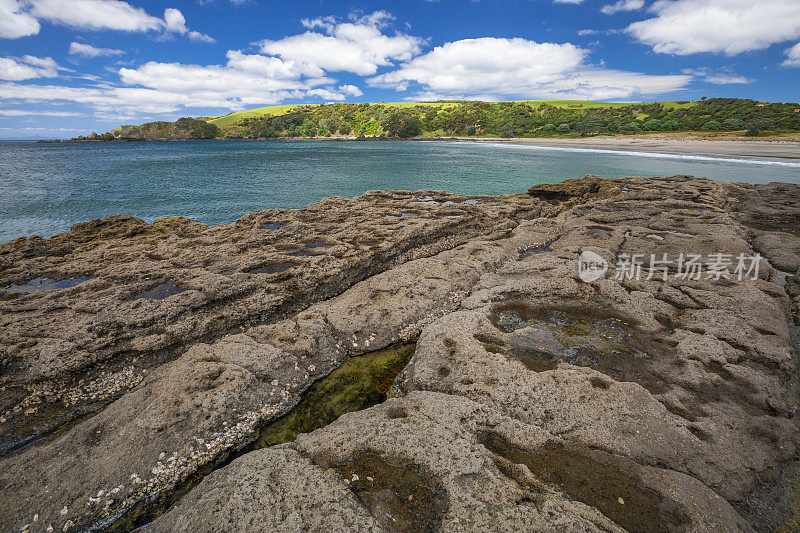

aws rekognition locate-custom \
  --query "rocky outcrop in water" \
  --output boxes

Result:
[0,176,798,532]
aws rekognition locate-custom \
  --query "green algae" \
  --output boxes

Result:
[487,303,670,394]
[777,460,800,533]
[96,343,417,532]
[248,343,416,449]
[561,323,589,336]
[333,451,449,533]
[480,431,689,533]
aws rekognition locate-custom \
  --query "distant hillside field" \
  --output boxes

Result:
[68,98,800,142]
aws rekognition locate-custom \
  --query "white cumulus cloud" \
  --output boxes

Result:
[28,0,164,32]
[163,7,186,33]
[260,11,424,76]
[627,0,800,55]
[0,11,383,117]
[2,1,212,42]
[162,7,215,42]
[339,84,363,97]
[1,47,354,116]
[68,42,124,57]
[224,50,321,78]
[119,61,306,97]
[91,51,346,112]
[0,0,40,38]
[0,55,59,80]
[0,71,354,115]
[369,37,691,101]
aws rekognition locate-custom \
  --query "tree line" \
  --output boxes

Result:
[231,98,800,139]
[87,98,800,141]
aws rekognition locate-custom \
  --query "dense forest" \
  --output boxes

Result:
[68,98,800,141]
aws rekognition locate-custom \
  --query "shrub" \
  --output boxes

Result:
[745,118,772,136]
[621,122,641,133]
[540,123,556,132]
[398,116,423,138]
[701,120,723,131]
[382,112,422,138]
[642,119,663,131]
[557,123,571,133]
[722,118,745,130]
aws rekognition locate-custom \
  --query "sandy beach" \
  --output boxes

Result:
[454,136,800,160]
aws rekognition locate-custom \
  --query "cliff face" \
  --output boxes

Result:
[0,176,798,532]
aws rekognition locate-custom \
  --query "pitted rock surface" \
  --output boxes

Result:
[1,176,798,532]
[0,191,544,448]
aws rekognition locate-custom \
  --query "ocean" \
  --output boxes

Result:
[1,139,798,243]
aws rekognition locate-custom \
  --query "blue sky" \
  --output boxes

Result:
[1,0,799,138]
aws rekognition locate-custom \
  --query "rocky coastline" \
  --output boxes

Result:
[1,175,799,532]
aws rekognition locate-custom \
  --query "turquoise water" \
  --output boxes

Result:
[1,139,798,243]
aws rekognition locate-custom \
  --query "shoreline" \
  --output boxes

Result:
[479,137,800,160]
[5,139,799,244]
[37,134,800,160]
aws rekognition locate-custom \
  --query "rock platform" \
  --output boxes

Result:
[1,175,798,532]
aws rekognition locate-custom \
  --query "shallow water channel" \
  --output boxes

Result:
[95,343,416,531]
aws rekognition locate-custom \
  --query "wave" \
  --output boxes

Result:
[471,142,800,168]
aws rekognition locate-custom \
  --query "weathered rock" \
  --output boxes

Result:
[148,447,382,532]
[152,392,748,532]
[725,181,800,232]
[527,174,618,204]
[0,192,549,531]
[0,175,798,532]
[751,231,800,273]
[0,190,546,449]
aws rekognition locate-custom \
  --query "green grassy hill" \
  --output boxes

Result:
[209,100,696,128]
[208,105,304,128]
[84,98,800,141]
[207,101,461,128]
